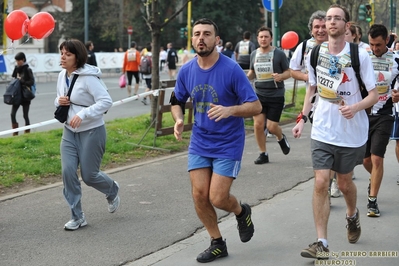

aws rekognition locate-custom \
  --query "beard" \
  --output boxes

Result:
[196,43,215,57]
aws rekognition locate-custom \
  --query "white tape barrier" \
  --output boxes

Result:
[0,90,160,137]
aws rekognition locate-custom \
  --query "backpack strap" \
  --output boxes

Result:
[349,43,367,98]
[310,44,321,83]
[300,39,308,66]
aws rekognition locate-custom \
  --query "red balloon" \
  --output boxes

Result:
[4,10,29,41]
[281,31,299,50]
[28,12,55,39]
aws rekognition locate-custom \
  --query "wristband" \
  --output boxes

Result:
[296,112,308,124]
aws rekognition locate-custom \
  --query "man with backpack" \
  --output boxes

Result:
[292,4,378,259]
[362,24,399,217]
[290,10,328,83]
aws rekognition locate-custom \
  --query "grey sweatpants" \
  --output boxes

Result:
[61,125,118,220]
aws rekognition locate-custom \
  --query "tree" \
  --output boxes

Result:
[141,0,193,121]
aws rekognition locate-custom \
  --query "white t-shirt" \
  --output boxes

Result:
[307,42,376,147]
[358,41,370,50]
[159,50,167,61]
[289,38,317,72]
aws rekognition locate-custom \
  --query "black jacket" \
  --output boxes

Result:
[87,50,97,66]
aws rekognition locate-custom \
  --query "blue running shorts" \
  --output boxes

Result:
[187,154,241,178]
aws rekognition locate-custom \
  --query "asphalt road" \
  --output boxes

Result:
[0,123,315,266]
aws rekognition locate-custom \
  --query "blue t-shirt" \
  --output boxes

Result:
[174,54,258,160]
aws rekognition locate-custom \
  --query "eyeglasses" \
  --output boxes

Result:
[329,55,339,76]
[326,16,347,22]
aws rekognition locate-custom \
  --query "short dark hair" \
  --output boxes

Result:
[368,24,388,40]
[131,41,137,48]
[257,26,273,38]
[328,4,350,23]
[59,39,88,69]
[15,52,26,62]
[193,18,219,36]
[243,31,251,39]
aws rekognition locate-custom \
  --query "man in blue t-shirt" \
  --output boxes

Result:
[171,18,261,263]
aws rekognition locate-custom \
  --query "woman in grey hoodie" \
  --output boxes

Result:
[55,39,120,231]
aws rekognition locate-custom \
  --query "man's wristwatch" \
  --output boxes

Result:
[296,111,308,123]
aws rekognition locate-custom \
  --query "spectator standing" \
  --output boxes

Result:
[167,42,178,79]
[247,26,291,164]
[11,52,35,136]
[55,39,120,231]
[122,41,141,97]
[171,18,261,263]
[85,41,97,66]
[292,4,378,259]
[234,31,256,70]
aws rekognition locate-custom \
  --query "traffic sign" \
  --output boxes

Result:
[262,0,283,12]
[127,26,133,35]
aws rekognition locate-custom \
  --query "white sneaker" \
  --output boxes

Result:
[330,178,341,198]
[64,215,87,231]
[108,181,120,213]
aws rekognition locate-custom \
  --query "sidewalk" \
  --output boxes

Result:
[129,142,399,266]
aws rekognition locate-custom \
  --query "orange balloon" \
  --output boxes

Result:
[28,12,55,39]
[4,10,29,41]
[281,31,299,50]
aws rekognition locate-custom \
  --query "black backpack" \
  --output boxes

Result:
[3,79,22,105]
[310,42,367,99]
[300,39,308,66]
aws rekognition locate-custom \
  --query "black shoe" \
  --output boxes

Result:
[254,153,269,164]
[236,203,254,243]
[367,199,380,217]
[278,134,290,155]
[196,239,228,263]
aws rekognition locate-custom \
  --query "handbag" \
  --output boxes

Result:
[390,109,399,140]
[119,74,126,88]
[3,79,22,105]
[22,85,35,100]
[54,75,79,123]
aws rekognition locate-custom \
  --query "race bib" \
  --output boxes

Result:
[316,53,344,103]
[254,48,274,81]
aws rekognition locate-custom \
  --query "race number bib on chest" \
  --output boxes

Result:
[371,53,394,95]
[254,49,274,81]
[316,53,344,103]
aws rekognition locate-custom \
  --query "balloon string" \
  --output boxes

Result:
[0,36,32,55]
